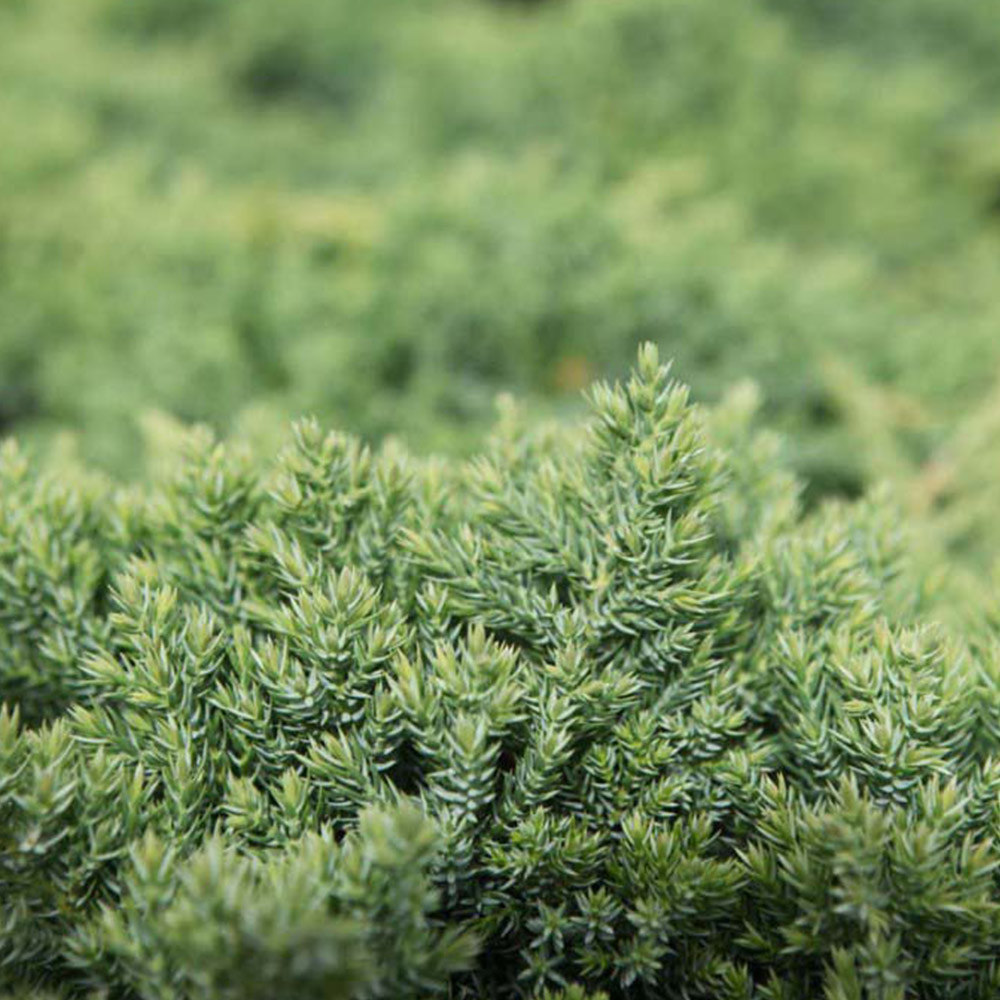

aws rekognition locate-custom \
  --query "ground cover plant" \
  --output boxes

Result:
[1,349,999,998]
[2,0,1000,510]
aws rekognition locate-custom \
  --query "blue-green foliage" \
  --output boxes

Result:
[1,350,998,998]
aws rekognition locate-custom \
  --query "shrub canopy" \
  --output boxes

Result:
[1,349,998,999]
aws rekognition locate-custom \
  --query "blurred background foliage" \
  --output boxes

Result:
[2,0,1000,608]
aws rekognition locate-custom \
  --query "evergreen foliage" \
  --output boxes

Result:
[2,349,998,998]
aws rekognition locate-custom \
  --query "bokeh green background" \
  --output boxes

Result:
[3,0,1000,596]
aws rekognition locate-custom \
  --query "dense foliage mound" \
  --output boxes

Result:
[2,349,998,999]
